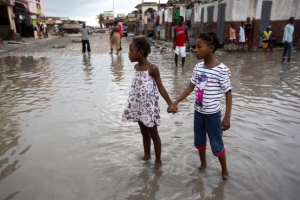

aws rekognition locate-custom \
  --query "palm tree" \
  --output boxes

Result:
[96,13,104,28]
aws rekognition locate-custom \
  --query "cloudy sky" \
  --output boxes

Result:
[44,0,167,26]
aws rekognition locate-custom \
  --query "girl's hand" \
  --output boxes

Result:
[221,116,230,131]
[167,103,178,114]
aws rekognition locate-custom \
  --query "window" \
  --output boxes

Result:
[207,6,214,24]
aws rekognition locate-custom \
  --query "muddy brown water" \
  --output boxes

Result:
[0,48,299,200]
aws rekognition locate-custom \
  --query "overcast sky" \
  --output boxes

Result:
[44,0,167,26]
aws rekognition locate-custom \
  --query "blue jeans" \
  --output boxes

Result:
[194,110,226,157]
[282,42,293,59]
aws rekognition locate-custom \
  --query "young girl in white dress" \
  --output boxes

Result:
[122,36,173,168]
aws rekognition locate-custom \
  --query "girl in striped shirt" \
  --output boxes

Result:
[168,32,232,180]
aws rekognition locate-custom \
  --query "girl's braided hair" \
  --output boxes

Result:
[132,36,151,57]
[197,32,220,53]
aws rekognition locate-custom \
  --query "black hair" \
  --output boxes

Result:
[132,36,151,57]
[197,32,220,53]
[179,16,184,21]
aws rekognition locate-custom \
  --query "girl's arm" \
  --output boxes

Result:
[149,64,172,105]
[221,90,232,131]
[169,83,195,112]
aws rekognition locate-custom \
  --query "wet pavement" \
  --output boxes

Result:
[0,37,300,200]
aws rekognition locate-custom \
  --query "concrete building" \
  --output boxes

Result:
[0,0,45,40]
[162,0,299,49]
[135,1,166,36]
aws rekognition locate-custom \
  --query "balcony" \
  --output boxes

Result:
[37,7,41,14]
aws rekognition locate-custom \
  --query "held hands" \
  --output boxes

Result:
[167,103,178,114]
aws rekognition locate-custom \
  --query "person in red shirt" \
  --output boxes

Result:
[173,16,190,67]
[116,19,123,51]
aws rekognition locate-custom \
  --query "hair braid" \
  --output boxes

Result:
[132,36,151,57]
[197,32,220,53]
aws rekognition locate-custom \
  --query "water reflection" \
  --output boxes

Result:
[0,50,299,199]
[82,54,93,82]
[0,56,52,184]
[110,55,124,83]
[126,165,162,200]
[186,173,225,199]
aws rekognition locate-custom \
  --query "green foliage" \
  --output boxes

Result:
[96,13,104,28]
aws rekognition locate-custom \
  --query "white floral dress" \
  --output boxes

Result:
[122,64,160,127]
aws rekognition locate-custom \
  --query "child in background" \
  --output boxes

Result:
[238,22,245,51]
[229,24,236,50]
[122,36,173,168]
[168,32,232,180]
[245,17,252,50]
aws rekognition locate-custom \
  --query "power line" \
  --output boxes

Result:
[57,0,94,15]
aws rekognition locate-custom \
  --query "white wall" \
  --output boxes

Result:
[191,0,299,23]
[231,0,256,20]
[270,0,300,20]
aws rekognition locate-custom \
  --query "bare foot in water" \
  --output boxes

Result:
[222,170,229,180]
[141,155,151,161]
[199,163,207,170]
[154,160,162,169]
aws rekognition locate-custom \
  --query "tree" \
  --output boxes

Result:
[96,13,104,28]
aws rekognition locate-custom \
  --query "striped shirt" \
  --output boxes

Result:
[190,62,231,114]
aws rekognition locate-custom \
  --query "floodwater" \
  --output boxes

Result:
[0,48,299,200]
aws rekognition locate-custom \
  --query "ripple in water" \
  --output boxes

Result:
[0,50,299,199]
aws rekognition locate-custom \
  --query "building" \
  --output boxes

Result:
[163,0,299,49]
[135,1,166,36]
[0,0,45,40]
[103,11,114,28]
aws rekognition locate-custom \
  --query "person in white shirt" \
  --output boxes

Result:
[81,22,91,54]
[282,17,294,62]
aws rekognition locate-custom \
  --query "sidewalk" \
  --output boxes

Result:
[0,36,56,56]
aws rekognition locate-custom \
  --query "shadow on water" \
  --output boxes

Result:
[0,49,299,199]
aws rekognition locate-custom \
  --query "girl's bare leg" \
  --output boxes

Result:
[149,126,162,168]
[198,149,207,169]
[218,155,229,179]
[138,121,151,160]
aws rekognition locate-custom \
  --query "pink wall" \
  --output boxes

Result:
[10,0,45,15]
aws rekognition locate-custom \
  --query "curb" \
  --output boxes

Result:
[0,38,56,56]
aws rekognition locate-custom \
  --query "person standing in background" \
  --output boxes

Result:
[36,22,42,39]
[238,22,245,51]
[109,21,120,55]
[228,24,236,50]
[282,17,295,62]
[173,16,191,67]
[245,17,252,50]
[117,19,123,51]
[81,22,91,54]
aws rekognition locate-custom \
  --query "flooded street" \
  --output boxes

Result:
[0,48,299,200]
